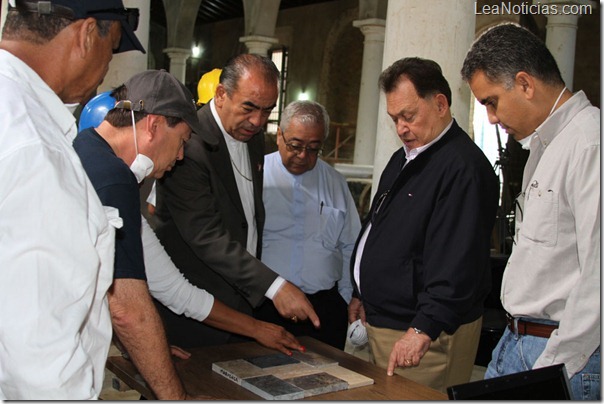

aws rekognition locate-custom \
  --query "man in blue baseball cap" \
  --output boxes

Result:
[0,0,144,399]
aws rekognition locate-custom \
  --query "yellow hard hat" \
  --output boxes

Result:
[197,68,222,105]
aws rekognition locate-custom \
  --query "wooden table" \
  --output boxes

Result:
[106,336,447,400]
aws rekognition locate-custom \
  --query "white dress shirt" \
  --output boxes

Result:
[0,50,116,399]
[142,216,214,322]
[209,100,285,298]
[502,91,600,378]
[210,100,257,256]
[262,153,361,303]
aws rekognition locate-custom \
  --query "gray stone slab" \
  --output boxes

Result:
[284,372,349,397]
[241,374,305,400]
[291,350,338,368]
[245,353,300,369]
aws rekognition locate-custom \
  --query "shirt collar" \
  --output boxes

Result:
[403,118,453,161]
[529,91,591,150]
[518,132,535,150]
[209,98,247,150]
[0,50,77,142]
[209,98,229,139]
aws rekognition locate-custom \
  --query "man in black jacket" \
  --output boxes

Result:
[348,57,499,392]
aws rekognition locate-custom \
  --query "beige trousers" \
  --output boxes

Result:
[366,317,482,393]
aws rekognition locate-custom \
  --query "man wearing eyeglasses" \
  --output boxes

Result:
[348,57,499,392]
[153,54,320,349]
[0,0,144,399]
[255,101,361,350]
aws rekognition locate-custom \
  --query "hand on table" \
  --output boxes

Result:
[272,281,320,328]
[169,345,192,360]
[387,328,431,376]
[252,320,305,356]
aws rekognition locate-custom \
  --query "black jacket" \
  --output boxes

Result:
[153,104,277,347]
[353,120,499,340]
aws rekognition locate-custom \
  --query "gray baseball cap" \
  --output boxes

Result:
[9,0,145,53]
[124,69,203,136]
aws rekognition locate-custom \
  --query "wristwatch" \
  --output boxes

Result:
[413,327,424,335]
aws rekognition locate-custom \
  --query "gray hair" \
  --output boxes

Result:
[461,23,564,89]
[280,100,330,140]
[220,53,280,96]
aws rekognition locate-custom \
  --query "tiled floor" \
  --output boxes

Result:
[100,341,487,400]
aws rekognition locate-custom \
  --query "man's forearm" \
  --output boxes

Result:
[109,279,187,400]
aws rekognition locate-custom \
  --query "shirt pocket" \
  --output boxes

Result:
[315,206,345,250]
[520,187,558,246]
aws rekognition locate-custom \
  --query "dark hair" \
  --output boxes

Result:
[220,53,280,96]
[2,1,112,44]
[105,84,183,128]
[461,23,564,89]
[280,100,330,140]
[379,57,452,107]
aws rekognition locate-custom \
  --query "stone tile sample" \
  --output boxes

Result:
[212,349,374,399]
[291,350,338,368]
[283,372,348,397]
[270,363,322,380]
[245,353,300,369]
[241,374,304,400]
[323,365,374,388]
[212,359,267,384]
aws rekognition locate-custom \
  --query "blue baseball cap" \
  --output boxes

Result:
[8,0,145,54]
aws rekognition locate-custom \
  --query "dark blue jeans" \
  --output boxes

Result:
[485,326,600,400]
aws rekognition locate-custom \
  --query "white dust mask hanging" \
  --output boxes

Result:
[128,108,154,183]
[65,102,80,114]
[519,87,567,150]
[346,319,368,346]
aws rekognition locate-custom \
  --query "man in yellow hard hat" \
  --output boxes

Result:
[197,68,222,106]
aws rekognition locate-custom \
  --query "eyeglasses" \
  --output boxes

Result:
[280,131,323,156]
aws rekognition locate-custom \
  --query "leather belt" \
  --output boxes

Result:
[506,313,557,338]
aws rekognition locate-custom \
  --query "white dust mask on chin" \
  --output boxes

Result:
[128,109,154,183]
[130,153,154,183]
[65,102,80,114]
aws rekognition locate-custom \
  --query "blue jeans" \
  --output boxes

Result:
[485,326,601,400]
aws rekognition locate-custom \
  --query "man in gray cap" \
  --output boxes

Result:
[75,69,303,400]
[0,0,144,400]
[74,70,211,400]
